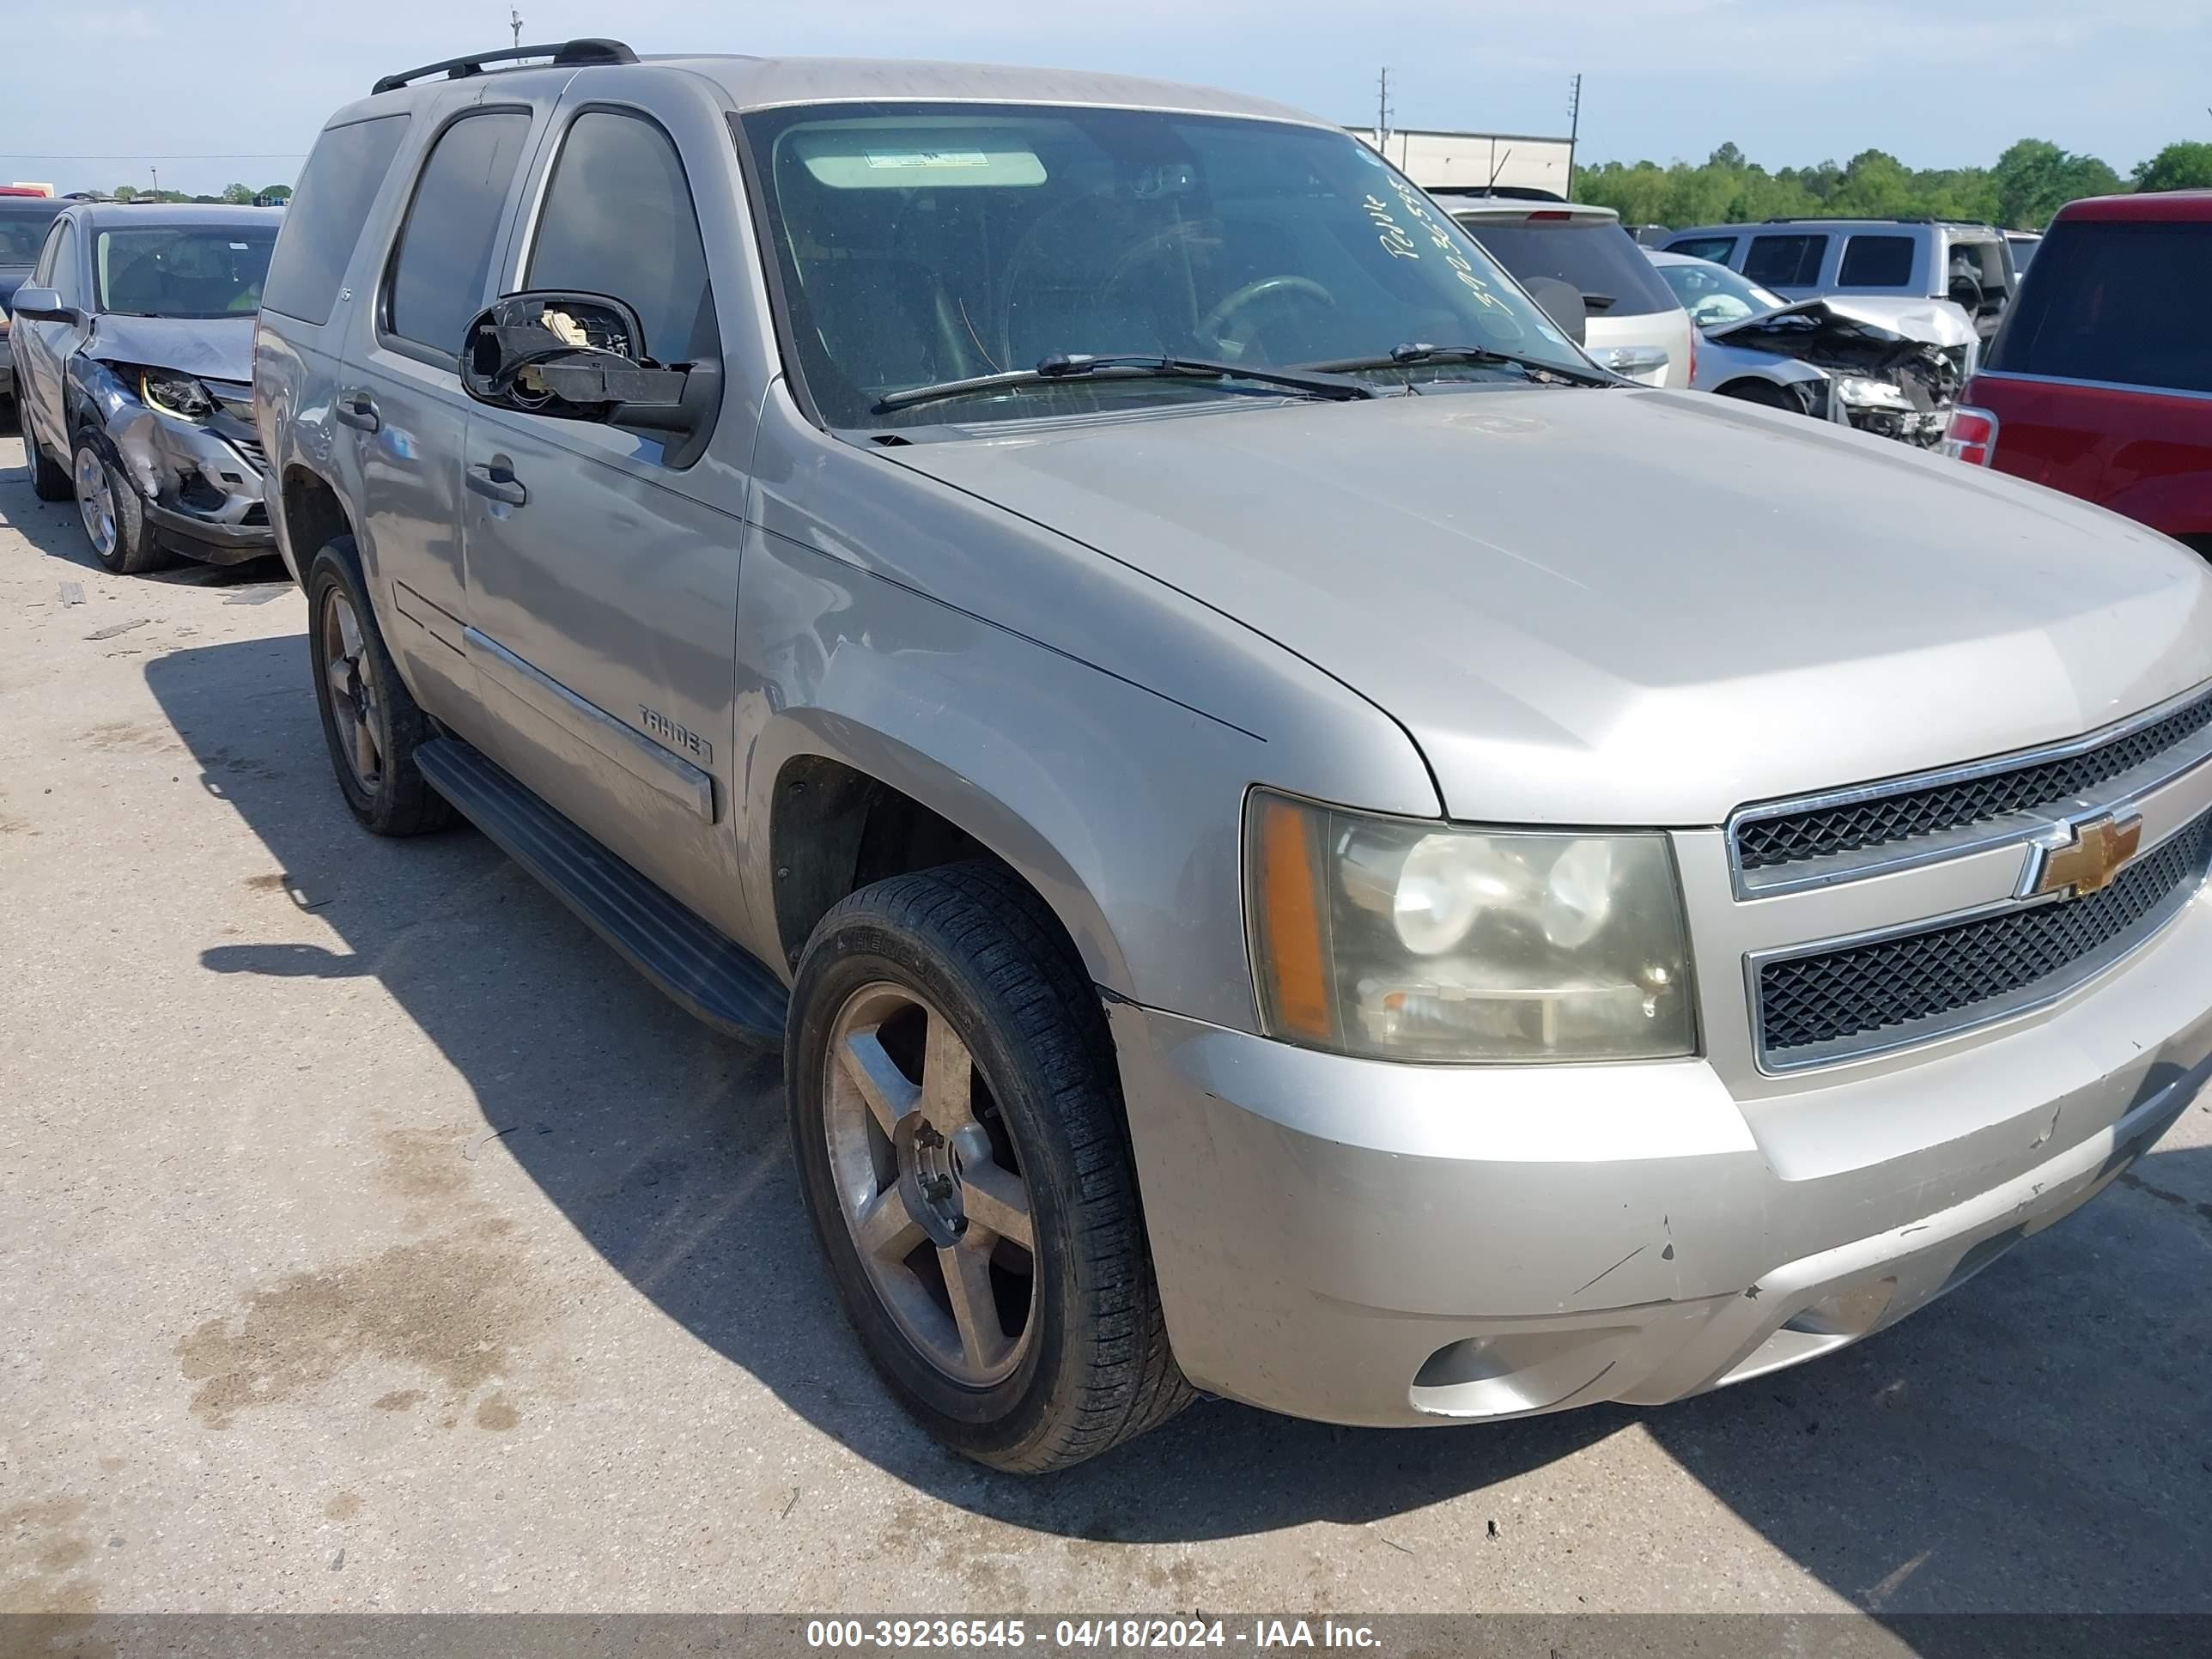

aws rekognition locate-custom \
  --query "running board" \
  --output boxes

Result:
[414,738,788,1047]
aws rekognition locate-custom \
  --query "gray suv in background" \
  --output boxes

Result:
[256,40,2212,1472]
[1665,217,2015,344]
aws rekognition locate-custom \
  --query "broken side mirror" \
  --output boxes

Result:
[461,290,707,434]
[8,286,81,326]
[1521,277,1589,348]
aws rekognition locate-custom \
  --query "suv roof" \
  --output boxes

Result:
[353,38,1325,129]
[2052,189,2212,226]
[1671,218,1999,238]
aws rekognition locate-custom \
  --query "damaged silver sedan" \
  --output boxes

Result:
[1648,249,1975,446]
[9,204,279,574]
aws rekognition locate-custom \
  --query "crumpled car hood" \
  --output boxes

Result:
[82,313,255,385]
[1704,298,1941,374]
[888,389,2212,825]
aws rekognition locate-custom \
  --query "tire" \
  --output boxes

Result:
[788,860,1192,1473]
[305,536,456,836]
[21,394,72,501]
[72,434,170,574]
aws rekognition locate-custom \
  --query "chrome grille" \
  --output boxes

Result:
[1756,810,2212,1066]
[1734,685,2212,873]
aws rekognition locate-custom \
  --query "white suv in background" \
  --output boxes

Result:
[1441,193,1696,388]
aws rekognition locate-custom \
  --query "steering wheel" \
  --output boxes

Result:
[1198,275,1335,349]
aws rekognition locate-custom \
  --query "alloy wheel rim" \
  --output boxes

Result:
[823,981,1038,1387]
[73,448,117,556]
[321,589,385,793]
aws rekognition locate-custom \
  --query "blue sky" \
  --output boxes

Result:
[5,1,2207,198]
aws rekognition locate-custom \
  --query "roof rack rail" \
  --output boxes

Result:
[372,38,636,96]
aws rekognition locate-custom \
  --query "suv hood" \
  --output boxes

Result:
[82,313,254,386]
[888,390,2212,824]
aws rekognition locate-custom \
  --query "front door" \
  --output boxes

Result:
[15,216,87,453]
[344,97,542,717]
[459,99,756,938]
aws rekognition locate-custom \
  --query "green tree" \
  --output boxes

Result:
[111,183,137,202]
[256,184,292,202]
[2134,142,2212,192]
[1828,149,1916,217]
[220,182,254,204]
[1991,139,2123,227]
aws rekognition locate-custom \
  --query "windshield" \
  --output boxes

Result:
[739,103,1589,428]
[0,204,63,265]
[94,225,276,319]
[1651,257,1784,329]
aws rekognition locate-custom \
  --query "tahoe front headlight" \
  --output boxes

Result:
[1245,790,1696,1063]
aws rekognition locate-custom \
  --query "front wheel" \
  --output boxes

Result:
[73,437,169,574]
[788,861,1192,1472]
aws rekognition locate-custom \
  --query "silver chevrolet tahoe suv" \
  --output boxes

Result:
[255,40,2212,1473]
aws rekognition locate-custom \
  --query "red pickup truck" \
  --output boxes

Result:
[1945,189,2211,558]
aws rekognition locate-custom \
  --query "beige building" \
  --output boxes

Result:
[1352,128,1576,197]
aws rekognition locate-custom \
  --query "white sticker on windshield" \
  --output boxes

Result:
[230,242,249,249]
[864,150,991,169]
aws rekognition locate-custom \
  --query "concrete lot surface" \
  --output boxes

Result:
[3,428,2209,1618]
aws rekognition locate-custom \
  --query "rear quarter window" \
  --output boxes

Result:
[1986,219,2212,395]
[1838,234,1914,287]
[264,113,410,326]
[1742,234,1827,288]
[1455,219,1682,318]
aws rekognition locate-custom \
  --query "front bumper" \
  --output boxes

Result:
[106,399,274,562]
[1109,886,2212,1428]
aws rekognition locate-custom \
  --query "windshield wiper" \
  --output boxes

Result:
[1306,341,1616,387]
[872,351,1376,414]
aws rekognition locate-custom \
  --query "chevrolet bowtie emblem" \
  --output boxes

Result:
[2032,813,2143,899]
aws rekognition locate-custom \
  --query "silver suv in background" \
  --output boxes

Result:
[1439,193,1694,386]
[1664,217,2014,344]
[255,41,2212,1473]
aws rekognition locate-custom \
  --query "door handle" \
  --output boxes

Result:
[465,456,527,507]
[334,391,380,433]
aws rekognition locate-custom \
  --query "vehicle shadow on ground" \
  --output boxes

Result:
[0,439,289,587]
[144,633,2212,1608]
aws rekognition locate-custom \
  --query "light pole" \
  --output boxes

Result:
[510,8,524,47]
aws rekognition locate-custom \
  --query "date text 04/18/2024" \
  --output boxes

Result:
[804,1620,1382,1650]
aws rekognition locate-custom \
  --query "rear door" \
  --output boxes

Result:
[458,81,761,935]
[343,94,547,716]
[1968,216,2212,543]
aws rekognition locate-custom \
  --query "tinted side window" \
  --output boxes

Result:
[385,112,532,355]
[264,114,410,325]
[1986,220,2212,396]
[528,111,716,363]
[1667,235,1738,264]
[1742,234,1826,288]
[1838,234,1913,287]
